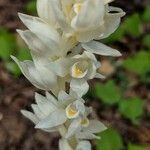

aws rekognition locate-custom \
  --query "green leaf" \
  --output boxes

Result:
[25,0,37,15]
[0,28,16,60]
[118,97,144,124]
[128,143,149,150]
[123,50,150,75]
[142,6,150,23]
[94,80,121,105]
[5,62,21,77]
[17,48,31,60]
[122,14,142,37]
[142,34,150,48]
[96,128,123,150]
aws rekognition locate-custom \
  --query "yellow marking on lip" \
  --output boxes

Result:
[68,108,78,117]
[74,66,83,76]
[80,118,89,127]
[74,3,82,14]
[66,104,79,119]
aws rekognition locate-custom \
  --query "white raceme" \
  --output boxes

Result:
[12,0,125,149]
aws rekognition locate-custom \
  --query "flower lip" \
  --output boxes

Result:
[66,103,79,119]
[80,117,90,127]
[73,3,82,14]
[71,61,89,78]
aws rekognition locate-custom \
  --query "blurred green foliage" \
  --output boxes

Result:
[127,144,149,150]
[93,80,144,124]
[96,128,123,150]
[0,27,31,77]
[123,51,150,76]
[122,13,142,37]
[25,0,37,15]
[142,34,150,49]
[142,6,150,23]
[0,28,16,60]
[118,97,144,124]
[94,80,122,105]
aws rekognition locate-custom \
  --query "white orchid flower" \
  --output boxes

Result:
[59,139,92,150]
[12,13,79,93]
[65,108,107,140]
[48,51,105,97]
[11,55,59,92]
[37,0,125,43]
[17,13,78,57]
[21,91,86,131]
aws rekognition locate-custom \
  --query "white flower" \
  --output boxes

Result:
[59,139,92,150]
[37,0,125,43]
[17,13,78,57]
[12,13,79,93]
[21,91,86,131]
[11,55,58,92]
[48,51,105,97]
[65,108,107,140]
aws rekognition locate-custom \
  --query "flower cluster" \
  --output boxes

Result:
[12,0,125,149]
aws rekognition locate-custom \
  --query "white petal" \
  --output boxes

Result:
[11,56,47,90]
[70,79,89,97]
[37,0,57,26]
[65,119,81,138]
[82,41,122,57]
[43,127,58,133]
[35,93,57,116]
[35,109,67,129]
[46,92,59,106]
[58,91,71,102]
[59,139,73,150]
[95,73,106,79]
[21,110,39,124]
[76,132,100,140]
[85,62,97,79]
[17,30,56,57]
[83,120,107,134]
[76,141,91,150]
[18,13,60,50]
[31,104,45,119]
[98,6,125,39]
[11,56,57,91]
[47,57,73,77]
[103,0,114,4]
[76,27,104,42]
[51,0,72,33]
[108,6,126,18]
[71,0,104,30]
[74,100,85,115]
